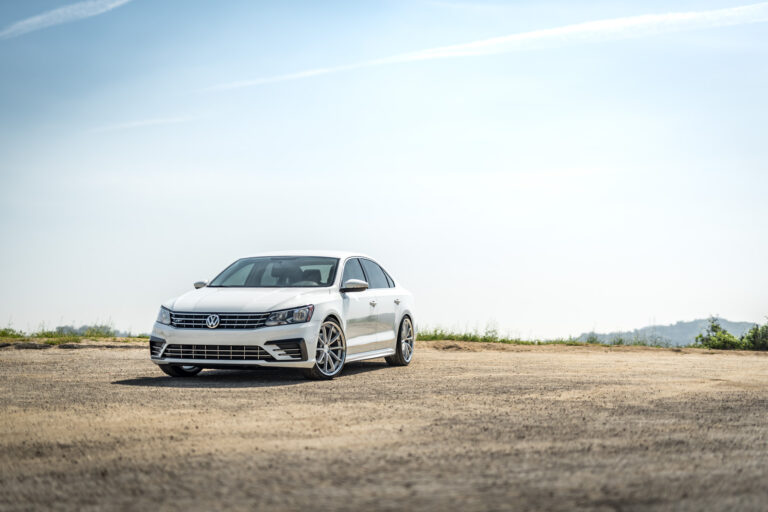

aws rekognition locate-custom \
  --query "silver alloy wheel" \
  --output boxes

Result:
[400,317,414,362]
[315,321,346,377]
[180,365,199,371]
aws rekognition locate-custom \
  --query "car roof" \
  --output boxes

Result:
[242,250,373,260]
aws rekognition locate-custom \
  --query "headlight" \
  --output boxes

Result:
[156,306,171,325]
[265,305,314,326]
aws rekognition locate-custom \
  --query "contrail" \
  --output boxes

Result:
[90,116,200,133]
[0,0,134,40]
[211,2,768,90]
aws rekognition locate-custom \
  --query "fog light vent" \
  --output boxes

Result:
[149,337,165,357]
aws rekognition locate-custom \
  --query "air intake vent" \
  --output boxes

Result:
[149,338,164,357]
[266,339,305,361]
[162,344,275,361]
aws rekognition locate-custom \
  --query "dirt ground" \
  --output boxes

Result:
[1,341,768,512]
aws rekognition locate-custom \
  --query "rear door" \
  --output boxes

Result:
[340,258,379,355]
[359,259,397,350]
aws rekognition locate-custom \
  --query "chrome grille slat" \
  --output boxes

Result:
[170,312,270,330]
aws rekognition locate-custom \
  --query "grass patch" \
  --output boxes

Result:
[43,336,82,345]
[32,330,76,339]
[417,327,530,345]
[418,327,674,348]
[417,327,571,346]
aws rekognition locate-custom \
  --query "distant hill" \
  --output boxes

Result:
[578,318,757,347]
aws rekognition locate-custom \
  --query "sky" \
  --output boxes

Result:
[0,0,766,338]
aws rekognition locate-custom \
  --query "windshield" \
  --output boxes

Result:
[208,256,339,288]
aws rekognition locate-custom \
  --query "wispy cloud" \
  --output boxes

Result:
[426,1,518,12]
[90,116,201,133]
[211,2,768,90]
[0,0,134,40]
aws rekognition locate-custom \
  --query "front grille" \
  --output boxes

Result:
[170,312,270,329]
[162,344,275,361]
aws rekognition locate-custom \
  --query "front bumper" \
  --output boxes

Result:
[149,321,318,368]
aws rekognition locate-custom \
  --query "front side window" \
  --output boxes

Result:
[209,257,339,288]
[341,258,366,284]
[360,259,389,289]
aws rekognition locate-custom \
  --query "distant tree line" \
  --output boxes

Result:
[696,317,768,350]
[0,324,151,340]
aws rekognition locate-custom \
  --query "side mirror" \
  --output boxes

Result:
[341,279,369,292]
[194,280,208,289]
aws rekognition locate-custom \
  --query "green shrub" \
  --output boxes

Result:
[32,329,75,338]
[742,321,768,351]
[585,333,600,344]
[82,325,116,338]
[695,317,743,350]
[0,327,25,338]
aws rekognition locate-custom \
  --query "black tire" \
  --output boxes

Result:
[159,364,202,377]
[386,316,414,367]
[303,318,346,380]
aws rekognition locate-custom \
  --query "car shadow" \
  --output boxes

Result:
[112,361,391,388]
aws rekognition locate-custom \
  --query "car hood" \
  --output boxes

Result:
[166,287,332,313]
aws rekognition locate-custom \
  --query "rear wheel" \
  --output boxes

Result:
[303,319,346,380]
[386,316,414,366]
[159,364,202,377]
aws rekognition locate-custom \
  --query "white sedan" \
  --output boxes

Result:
[149,251,415,379]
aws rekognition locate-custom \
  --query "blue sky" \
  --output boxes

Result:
[1,0,766,337]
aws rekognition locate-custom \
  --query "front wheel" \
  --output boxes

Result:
[386,316,414,366]
[159,364,202,377]
[303,319,346,380]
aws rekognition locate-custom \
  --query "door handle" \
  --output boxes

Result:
[394,299,401,305]
[369,300,377,307]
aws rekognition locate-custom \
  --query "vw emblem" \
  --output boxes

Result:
[205,314,220,329]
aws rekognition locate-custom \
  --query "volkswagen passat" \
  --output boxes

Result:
[149,251,415,379]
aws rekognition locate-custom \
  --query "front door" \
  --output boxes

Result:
[340,258,379,354]
[359,258,397,351]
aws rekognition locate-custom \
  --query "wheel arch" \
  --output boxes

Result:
[398,310,416,337]
[323,312,343,327]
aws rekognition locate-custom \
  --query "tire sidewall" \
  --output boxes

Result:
[160,364,202,377]
[311,319,346,379]
[396,316,414,365]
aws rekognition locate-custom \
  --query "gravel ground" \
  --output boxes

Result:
[1,341,767,511]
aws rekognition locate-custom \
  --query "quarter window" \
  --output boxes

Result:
[360,259,389,289]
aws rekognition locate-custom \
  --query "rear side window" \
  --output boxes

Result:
[360,259,389,289]
[342,258,366,283]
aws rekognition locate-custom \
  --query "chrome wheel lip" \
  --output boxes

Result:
[315,322,346,377]
[400,318,414,362]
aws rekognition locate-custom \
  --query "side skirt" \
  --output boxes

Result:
[345,348,395,363]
